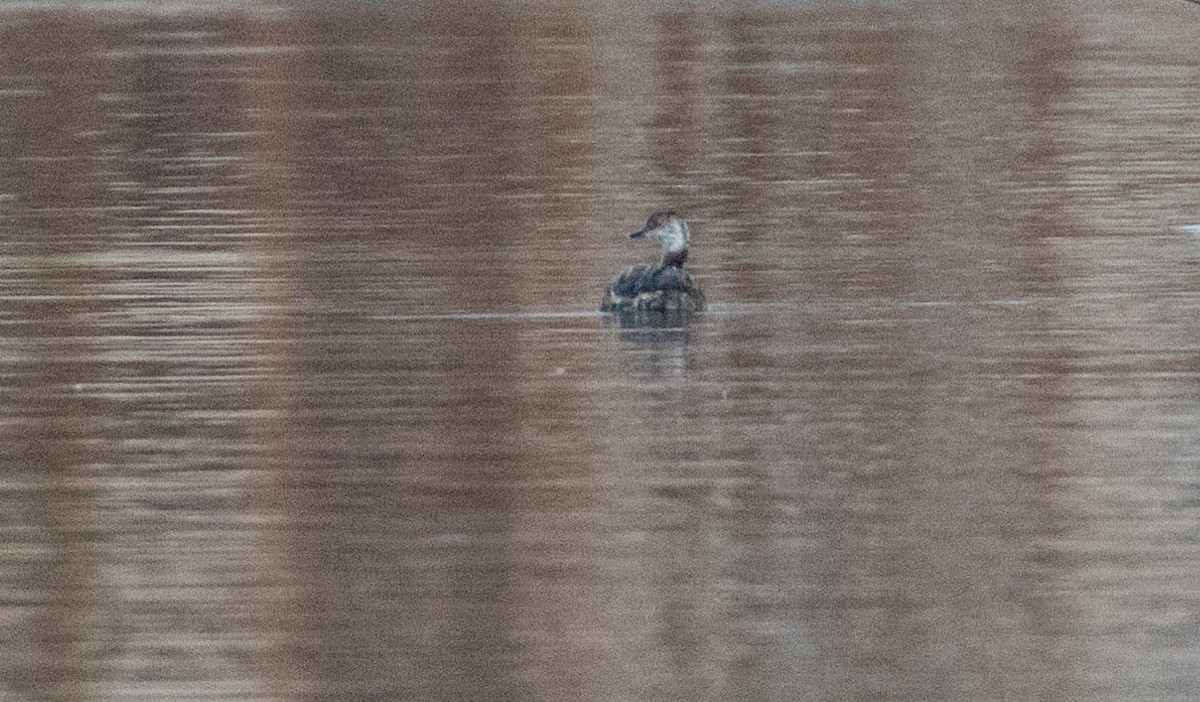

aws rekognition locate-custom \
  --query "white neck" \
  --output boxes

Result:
[657,219,689,253]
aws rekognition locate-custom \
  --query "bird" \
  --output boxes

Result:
[600,211,705,316]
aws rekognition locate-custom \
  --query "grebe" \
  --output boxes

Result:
[600,211,705,315]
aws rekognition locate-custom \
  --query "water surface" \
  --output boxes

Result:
[2,2,1200,700]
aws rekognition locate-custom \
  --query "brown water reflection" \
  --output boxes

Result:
[2,2,1200,700]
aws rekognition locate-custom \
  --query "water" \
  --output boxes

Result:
[2,2,1200,700]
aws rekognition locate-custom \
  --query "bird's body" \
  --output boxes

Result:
[601,263,704,314]
[600,212,705,317]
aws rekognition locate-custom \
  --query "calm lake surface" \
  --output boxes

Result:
[2,1,1200,700]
